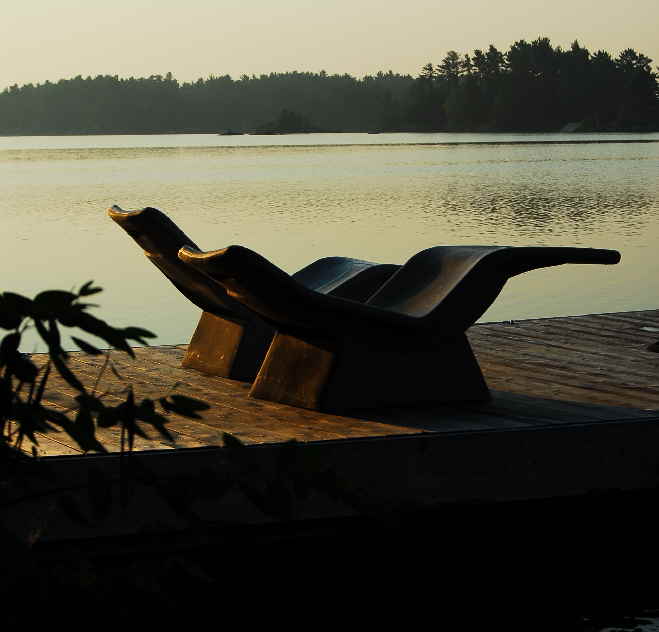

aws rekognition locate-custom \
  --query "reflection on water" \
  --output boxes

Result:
[1,134,658,350]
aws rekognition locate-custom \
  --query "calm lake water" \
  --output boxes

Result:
[2,131,658,351]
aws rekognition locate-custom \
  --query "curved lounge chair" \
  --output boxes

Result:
[108,205,399,380]
[179,244,621,411]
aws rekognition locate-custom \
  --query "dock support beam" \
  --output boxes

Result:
[250,331,490,412]
[182,311,273,382]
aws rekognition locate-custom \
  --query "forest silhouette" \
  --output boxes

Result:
[1,38,657,135]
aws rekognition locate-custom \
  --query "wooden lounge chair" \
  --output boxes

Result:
[178,244,621,412]
[108,205,399,380]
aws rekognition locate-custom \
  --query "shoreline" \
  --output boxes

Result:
[2,129,659,138]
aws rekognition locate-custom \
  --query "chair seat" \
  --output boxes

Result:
[178,244,621,338]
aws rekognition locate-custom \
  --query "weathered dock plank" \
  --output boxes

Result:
[470,309,659,410]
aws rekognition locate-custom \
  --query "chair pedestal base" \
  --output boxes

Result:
[182,311,273,382]
[249,331,490,412]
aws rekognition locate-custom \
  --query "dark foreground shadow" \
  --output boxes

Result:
[5,489,659,629]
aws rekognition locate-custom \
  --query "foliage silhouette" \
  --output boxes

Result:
[0,282,209,455]
[0,281,221,621]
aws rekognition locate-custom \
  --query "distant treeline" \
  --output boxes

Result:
[1,37,657,134]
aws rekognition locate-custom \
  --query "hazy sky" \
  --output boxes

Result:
[3,0,658,89]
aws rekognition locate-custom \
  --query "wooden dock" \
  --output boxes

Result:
[6,309,659,544]
[27,308,659,454]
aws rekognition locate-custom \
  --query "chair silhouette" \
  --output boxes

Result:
[108,205,399,380]
[178,244,620,412]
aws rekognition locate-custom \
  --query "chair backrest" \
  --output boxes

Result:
[110,206,401,326]
[365,246,507,331]
[366,245,621,332]
[108,205,199,255]
[108,205,246,321]
[366,246,505,316]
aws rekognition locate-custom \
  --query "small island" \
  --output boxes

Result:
[252,108,325,134]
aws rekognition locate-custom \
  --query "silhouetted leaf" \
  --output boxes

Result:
[47,319,63,352]
[75,393,105,413]
[44,407,73,431]
[57,304,85,327]
[0,332,21,367]
[71,407,103,453]
[71,302,100,310]
[78,281,103,297]
[158,397,174,414]
[97,405,120,428]
[124,419,149,442]
[0,313,21,330]
[12,356,38,383]
[122,327,156,344]
[33,319,68,360]
[1,292,33,318]
[136,399,173,441]
[51,353,85,393]
[0,294,24,329]
[170,394,210,412]
[118,389,148,451]
[146,417,173,442]
[169,394,209,407]
[33,362,51,405]
[71,337,104,356]
[32,290,76,317]
[158,394,209,419]
[63,311,135,357]
[139,398,156,414]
